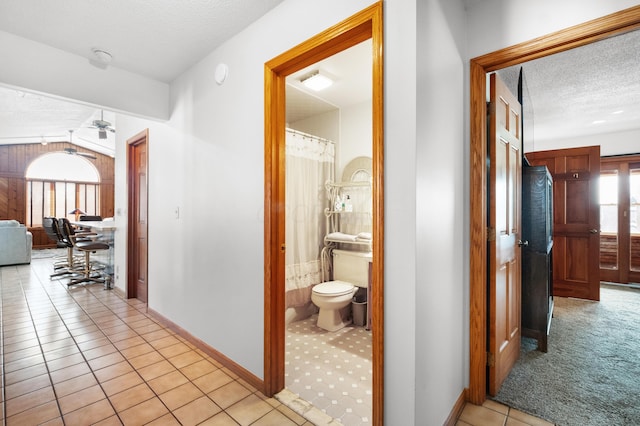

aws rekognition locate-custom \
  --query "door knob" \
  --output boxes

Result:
[589,229,599,234]
[517,240,529,247]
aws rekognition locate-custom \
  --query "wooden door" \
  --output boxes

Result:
[127,130,149,303]
[526,146,600,301]
[488,73,522,396]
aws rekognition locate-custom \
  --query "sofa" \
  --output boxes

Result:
[0,220,32,266]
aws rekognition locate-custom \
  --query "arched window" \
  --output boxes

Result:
[25,153,101,227]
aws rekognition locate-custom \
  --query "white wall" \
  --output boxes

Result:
[339,100,372,179]
[416,0,467,423]
[146,1,424,422]
[110,3,639,424]
[529,128,640,157]
[289,109,340,143]
[0,30,169,120]
[465,0,640,59]
[383,0,418,423]
[125,0,379,384]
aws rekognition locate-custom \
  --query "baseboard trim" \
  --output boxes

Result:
[111,286,126,299]
[444,388,468,426]
[146,307,265,393]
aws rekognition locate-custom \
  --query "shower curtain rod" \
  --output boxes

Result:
[286,128,335,144]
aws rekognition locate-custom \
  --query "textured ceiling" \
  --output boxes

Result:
[500,30,640,144]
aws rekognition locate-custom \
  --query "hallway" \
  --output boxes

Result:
[1,256,311,425]
[1,254,554,425]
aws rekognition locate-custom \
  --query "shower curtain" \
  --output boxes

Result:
[285,129,334,309]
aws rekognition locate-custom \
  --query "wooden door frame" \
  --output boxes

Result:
[127,129,149,300]
[469,6,640,405]
[264,2,384,424]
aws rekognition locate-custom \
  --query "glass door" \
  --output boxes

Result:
[600,157,640,285]
[599,170,619,277]
[630,164,640,282]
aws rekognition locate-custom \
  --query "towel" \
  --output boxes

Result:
[326,232,357,242]
[356,232,372,241]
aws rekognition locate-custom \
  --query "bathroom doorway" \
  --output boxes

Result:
[264,3,383,424]
[282,39,373,424]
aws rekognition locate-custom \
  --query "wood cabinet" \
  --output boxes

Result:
[521,165,554,352]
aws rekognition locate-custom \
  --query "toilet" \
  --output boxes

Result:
[311,249,372,331]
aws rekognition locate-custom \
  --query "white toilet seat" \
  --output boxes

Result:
[313,280,354,296]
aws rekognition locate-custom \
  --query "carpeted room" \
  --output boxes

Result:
[494,283,640,425]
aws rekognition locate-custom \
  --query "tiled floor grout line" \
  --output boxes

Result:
[41,266,273,425]
[40,267,183,424]
[3,257,336,426]
[75,285,293,426]
[37,270,138,424]
[4,263,143,424]
[7,266,72,423]
[1,271,6,426]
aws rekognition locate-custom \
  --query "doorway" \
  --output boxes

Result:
[469,6,640,404]
[600,155,640,284]
[283,39,373,423]
[263,2,384,424]
[127,129,149,302]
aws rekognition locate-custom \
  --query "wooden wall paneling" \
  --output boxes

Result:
[0,142,114,246]
[9,178,23,220]
[0,145,9,171]
[631,236,640,272]
[0,178,7,218]
[101,183,115,218]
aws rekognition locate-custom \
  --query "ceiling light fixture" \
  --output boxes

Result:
[300,70,333,91]
[92,48,113,65]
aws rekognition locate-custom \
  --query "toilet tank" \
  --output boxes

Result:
[332,249,372,288]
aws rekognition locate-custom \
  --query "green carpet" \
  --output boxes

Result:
[494,284,640,425]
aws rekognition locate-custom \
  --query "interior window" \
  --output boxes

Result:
[25,153,101,227]
[599,172,618,233]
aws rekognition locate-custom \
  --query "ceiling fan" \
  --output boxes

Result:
[61,130,97,159]
[88,110,116,139]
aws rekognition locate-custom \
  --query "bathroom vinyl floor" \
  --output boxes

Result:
[285,315,372,425]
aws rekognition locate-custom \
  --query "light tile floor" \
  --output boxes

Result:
[457,399,555,426]
[2,252,554,426]
[285,315,372,425]
[1,256,314,425]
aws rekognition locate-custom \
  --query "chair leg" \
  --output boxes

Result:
[67,250,105,287]
[50,247,83,279]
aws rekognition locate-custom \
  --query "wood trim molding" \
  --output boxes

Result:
[468,59,488,405]
[444,388,468,426]
[601,154,640,164]
[264,2,384,423]
[473,5,640,72]
[147,308,264,391]
[469,5,640,405]
[126,129,149,301]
